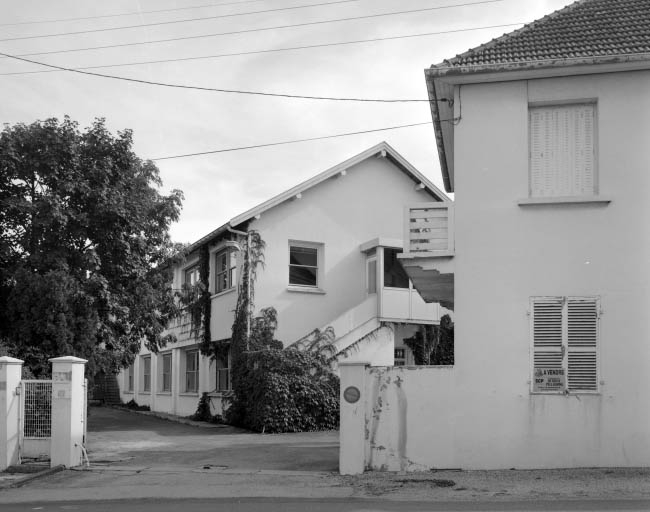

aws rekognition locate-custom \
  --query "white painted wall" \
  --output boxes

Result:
[345,70,650,471]
[117,153,442,416]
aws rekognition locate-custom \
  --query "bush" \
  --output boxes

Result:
[124,399,150,411]
[226,349,339,433]
[189,392,222,423]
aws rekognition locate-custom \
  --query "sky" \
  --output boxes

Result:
[0,0,571,244]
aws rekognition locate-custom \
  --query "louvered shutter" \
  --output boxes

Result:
[529,104,595,198]
[567,297,599,392]
[531,298,565,393]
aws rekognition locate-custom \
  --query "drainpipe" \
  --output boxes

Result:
[227,226,251,349]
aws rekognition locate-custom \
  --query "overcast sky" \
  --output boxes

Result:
[1,0,570,243]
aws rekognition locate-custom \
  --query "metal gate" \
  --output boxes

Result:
[19,380,53,460]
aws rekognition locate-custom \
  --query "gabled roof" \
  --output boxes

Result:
[186,142,448,253]
[425,0,650,193]
[433,0,650,74]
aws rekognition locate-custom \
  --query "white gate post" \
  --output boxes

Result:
[0,356,23,470]
[50,356,87,468]
[339,361,369,475]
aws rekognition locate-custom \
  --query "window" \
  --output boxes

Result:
[531,297,599,394]
[289,243,320,287]
[215,248,237,293]
[394,348,406,366]
[185,350,199,393]
[367,255,377,295]
[384,248,409,288]
[216,350,231,392]
[184,265,200,286]
[125,365,134,392]
[529,103,596,198]
[161,353,172,392]
[141,356,151,392]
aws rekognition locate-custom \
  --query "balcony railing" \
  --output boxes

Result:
[403,202,454,256]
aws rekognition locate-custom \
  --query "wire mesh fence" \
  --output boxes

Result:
[22,380,52,438]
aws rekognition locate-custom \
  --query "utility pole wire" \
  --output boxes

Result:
[0,0,266,26]
[0,50,447,103]
[0,21,523,82]
[150,121,440,161]
[0,0,503,42]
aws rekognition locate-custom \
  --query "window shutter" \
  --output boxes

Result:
[529,104,595,198]
[532,298,564,390]
[567,298,598,392]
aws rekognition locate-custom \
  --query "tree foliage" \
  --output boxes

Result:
[0,117,183,376]
[404,314,454,366]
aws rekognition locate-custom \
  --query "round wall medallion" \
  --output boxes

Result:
[343,386,361,404]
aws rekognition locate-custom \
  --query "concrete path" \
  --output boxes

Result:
[87,405,339,472]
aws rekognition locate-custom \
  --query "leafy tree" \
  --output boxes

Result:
[404,314,454,366]
[0,117,183,377]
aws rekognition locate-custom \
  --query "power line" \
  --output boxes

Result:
[0,22,523,78]
[0,0,267,27]
[150,121,437,160]
[0,0,365,42]
[0,1,509,61]
[0,50,440,102]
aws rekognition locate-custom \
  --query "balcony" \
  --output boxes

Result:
[398,202,455,310]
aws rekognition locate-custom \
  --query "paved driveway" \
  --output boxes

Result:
[87,406,339,472]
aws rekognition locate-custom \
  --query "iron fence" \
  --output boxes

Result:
[22,380,52,438]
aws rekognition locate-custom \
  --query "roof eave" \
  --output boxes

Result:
[427,54,650,85]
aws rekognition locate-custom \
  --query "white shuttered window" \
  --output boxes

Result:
[529,104,596,198]
[531,297,599,394]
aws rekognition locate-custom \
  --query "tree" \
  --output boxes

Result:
[404,314,454,366]
[0,117,183,377]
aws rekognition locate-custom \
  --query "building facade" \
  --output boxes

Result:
[342,0,650,473]
[118,142,450,417]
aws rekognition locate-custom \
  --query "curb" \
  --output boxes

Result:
[1,465,65,489]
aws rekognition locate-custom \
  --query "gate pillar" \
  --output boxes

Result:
[339,361,369,475]
[0,356,23,470]
[50,356,87,468]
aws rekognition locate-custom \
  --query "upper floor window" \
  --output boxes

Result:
[289,243,320,288]
[184,265,200,286]
[215,248,237,293]
[529,103,596,198]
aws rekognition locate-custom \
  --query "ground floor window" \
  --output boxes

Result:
[125,365,134,392]
[531,296,599,394]
[141,355,151,392]
[185,349,199,393]
[216,350,231,392]
[160,352,172,392]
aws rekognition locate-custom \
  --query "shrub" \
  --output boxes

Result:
[226,349,339,433]
[124,399,150,411]
[189,392,222,423]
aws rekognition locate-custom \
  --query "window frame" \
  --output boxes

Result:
[214,247,238,294]
[184,349,199,394]
[160,352,172,393]
[141,355,151,393]
[288,241,324,291]
[530,296,600,395]
[527,101,598,200]
[125,365,134,393]
[184,264,200,287]
[215,349,231,393]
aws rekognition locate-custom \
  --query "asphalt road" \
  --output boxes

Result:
[4,498,650,512]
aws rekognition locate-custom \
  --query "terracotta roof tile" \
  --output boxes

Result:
[438,0,650,69]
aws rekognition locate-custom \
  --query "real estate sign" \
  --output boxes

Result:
[533,368,565,392]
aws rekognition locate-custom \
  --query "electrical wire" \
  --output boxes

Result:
[150,120,444,160]
[0,0,364,42]
[0,22,524,79]
[1,49,439,103]
[0,7,515,61]
[0,0,267,26]
[0,0,503,43]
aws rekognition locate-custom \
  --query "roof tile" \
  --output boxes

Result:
[437,0,650,69]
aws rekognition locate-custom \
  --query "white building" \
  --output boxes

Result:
[118,142,449,417]
[341,0,650,473]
